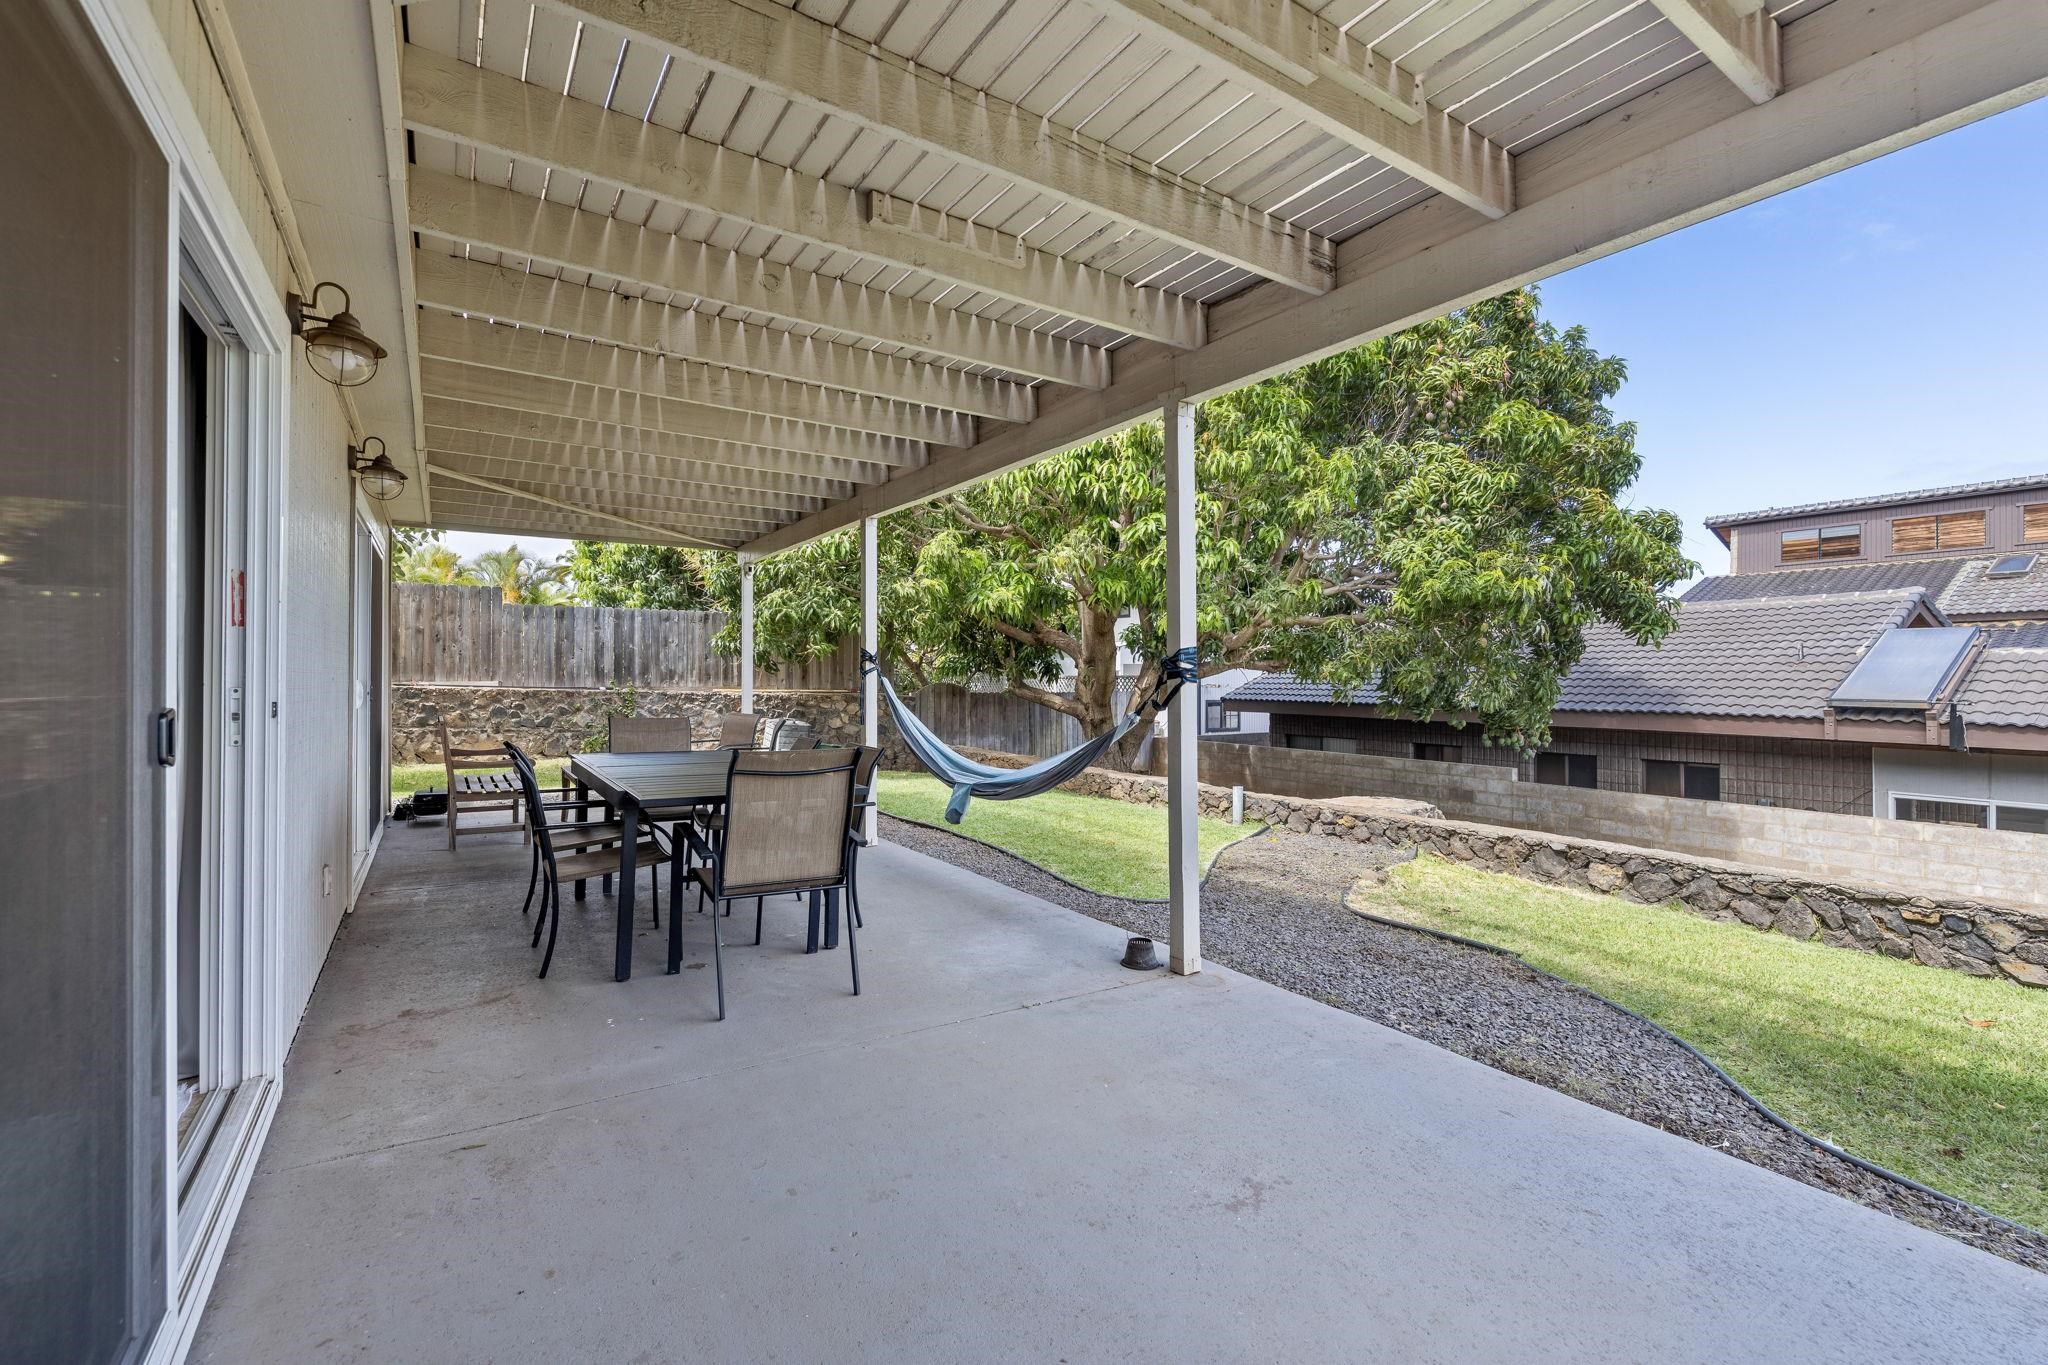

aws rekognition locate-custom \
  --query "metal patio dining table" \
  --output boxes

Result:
[565,748,851,981]
[567,749,733,982]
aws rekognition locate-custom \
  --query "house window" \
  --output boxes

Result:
[2024,503,2048,543]
[1780,524,1861,563]
[1994,804,2048,836]
[1644,759,1720,801]
[1413,742,1460,762]
[1535,752,1597,788]
[1890,510,1987,555]
[1204,700,1240,733]
[1284,734,1323,751]
[1895,796,1988,828]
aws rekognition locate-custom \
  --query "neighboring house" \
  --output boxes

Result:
[1198,667,1270,740]
[1704,472,2048,587]
[1227,477,2048,830]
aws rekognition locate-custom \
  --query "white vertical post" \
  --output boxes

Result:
[1163,394,1201,975]
[860,516,880,846]
[738,553,756,714]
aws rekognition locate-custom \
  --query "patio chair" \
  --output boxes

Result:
[714,712,761,748]
[669,748,862,1019]
[507,743,670,979]
[438,720,525,850]
[609,713,693,753]
[846,746,883,930]
[770,719,818,750]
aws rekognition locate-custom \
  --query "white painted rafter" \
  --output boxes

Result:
[414,309,972,446]
[418,356,924,473]
[1103,0,1514,218]
[422,410,856,504]
[543,0,1332,295]
[426,463,727,548]
[399,45,1207,349]
[407,177,1090,393]
[1649,0,1783,103]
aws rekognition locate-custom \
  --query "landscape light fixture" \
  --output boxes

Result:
[348,437,406,501]
[288,281,387,387]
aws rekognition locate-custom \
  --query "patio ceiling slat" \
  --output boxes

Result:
[399,43,1208,349]
[418,356,924,472]
[407,174,1098,388]
[412,250,1035,422]
[542,0,1335,294]
[414,309,975,446]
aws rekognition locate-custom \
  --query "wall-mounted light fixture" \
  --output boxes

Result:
[288,281,387,387]
[348,437,407,501]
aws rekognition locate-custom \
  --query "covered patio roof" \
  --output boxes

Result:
[190,819,2047,1359]
[237,0,2047,550]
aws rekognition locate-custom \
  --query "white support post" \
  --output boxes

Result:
[738,553,756,714]
[1163,394,1201,975]
[860,516,880,846]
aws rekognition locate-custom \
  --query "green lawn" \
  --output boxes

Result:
[1367,855,2048,1231]
[390,757,566,801]
[873,772,1257,900]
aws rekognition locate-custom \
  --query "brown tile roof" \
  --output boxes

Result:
[1227,590,1941,723]
[1956,648,2048,729]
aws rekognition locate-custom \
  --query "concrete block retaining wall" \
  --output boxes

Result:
[953,747,2048,989]
[1195,742,2048,912]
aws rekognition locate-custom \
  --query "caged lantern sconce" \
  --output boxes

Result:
[348,437,406,501]
[288,281,387,387]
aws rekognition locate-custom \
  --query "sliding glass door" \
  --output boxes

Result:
[0,0,172,1358]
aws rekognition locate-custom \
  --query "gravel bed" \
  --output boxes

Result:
[882,814,2048,1273]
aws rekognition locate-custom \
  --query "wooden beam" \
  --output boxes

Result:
[545,0,1332,295]
[400,44,1208,345]
[414,309,971,446]
[1649,0,1782,103]
[423,417,850,505]
[1105,0,1514,218]
[412,173,1109,388]
[423,433,823,513]
[745,0,2048,555]
[418,356,922,473]
[421,400,861,500]
[409,242,1038,420]
[426,463,727,547]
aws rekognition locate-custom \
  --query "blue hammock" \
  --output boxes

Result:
[868,649,1197,824]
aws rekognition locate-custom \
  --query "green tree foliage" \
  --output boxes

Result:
[392,530,475,586]
[466,544,573,606]
[566,541,717,610]
[665,289,1690,757]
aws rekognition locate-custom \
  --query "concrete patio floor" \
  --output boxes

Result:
[193,819,2047,1363]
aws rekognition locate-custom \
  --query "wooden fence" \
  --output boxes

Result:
[391,583,857,690]
[391,583,1130,759]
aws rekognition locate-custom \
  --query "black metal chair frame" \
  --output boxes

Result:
[507,743,670,979]
[668,749,862,1020]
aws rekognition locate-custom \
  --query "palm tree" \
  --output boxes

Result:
[466,544,572,605]
[395,541,473,585]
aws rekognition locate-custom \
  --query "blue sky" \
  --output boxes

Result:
[441,96,2048,580]
[1539,95,2048,578]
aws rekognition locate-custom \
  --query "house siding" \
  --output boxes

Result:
[1728,486,2048,574]
[1268,713,1875,815]
[154,0,369,1028]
